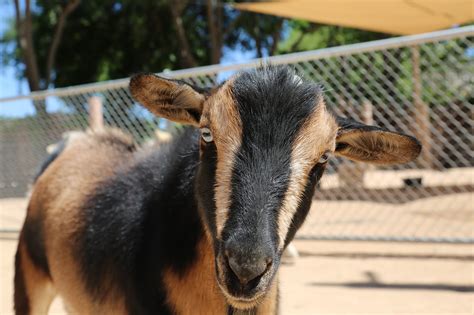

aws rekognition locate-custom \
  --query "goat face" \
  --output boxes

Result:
[130,66,421,309]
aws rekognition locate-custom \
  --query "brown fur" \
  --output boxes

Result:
[129,74,205,126]
[256,277,279,315]
[277,101,338,249]
[201,80,243,239]
[14,235,56,315]
[162,237,227,315]
[16,129,136,315]
[335,130,421,164]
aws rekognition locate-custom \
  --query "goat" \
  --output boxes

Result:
[14,66,421,315]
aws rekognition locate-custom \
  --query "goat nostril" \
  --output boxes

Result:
[226,254,272,285]
[265,258,273,270]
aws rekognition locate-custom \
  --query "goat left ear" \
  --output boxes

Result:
[334,116,422,165]
[129,73,205,126]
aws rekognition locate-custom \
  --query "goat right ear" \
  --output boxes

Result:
[129,73,205,126]
[334,116,422,165]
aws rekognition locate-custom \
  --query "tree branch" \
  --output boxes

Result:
[13,0,21,27]
[170,0,197,68]
[269,20,283,56]
[13,0,48,117]
[45,0,81,88]
[14,0,41,91]
[207,0,222,64]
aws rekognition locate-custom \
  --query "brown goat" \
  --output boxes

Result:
[14,66,421,315]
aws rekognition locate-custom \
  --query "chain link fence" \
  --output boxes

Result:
[1,26,473,242]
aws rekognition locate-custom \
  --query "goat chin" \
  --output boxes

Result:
[217,282,266,310]
[225,296,261,310]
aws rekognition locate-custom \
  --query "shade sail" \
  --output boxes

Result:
[235,0,473,35]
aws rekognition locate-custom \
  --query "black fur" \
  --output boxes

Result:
[78,128,202,314]
[216,66,324,298]
[22,211,50,277]
[223,66,322,249]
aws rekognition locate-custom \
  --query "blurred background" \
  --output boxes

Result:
[0,1,473,314]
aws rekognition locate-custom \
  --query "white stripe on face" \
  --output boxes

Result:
[277,102,337,250]
[202,81,243,239]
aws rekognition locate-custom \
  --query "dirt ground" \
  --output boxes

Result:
[1,198,473,315]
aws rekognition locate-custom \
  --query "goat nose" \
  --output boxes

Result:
[225,250,273,285]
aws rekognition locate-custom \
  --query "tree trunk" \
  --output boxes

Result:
[170,0,197,68]
[255,27,263,58]
[13,0,80,118]
[45,0,81,88]
[14,0,41,92]
[269,20,283,56]
[33,99,48,118]
[206,0,222,65]
[14,0,46,117]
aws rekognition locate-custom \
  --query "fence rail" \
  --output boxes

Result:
[1,26,473,243]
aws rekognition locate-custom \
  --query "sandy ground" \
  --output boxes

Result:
[1,198,473,314]
[320,167,474,189]
[300,193,473,241]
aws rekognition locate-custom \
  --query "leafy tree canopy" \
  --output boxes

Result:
[2,0,389,90]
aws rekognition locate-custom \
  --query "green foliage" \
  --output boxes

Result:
[34,0,197,87]
[227,10,284,57]
[3,1,470,116]
[278,21,472,107]
[278,20,387,53]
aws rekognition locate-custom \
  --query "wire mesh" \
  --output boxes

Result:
[1,26,473,242]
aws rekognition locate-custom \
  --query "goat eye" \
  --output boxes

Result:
[200,128,213,143]
[318,151,331,164]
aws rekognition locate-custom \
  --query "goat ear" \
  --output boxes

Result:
[129,73,205,126]
[334,116,422,165]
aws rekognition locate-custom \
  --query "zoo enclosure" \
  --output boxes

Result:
[1,26,473,243]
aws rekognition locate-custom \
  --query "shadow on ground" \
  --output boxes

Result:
[299,251,474,261]
[308,271,474,293]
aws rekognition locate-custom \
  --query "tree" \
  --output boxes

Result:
[227,10,284,58]
[170,0,198,68]
[11,0,80,117]
[206,0,223,64]
[3,0,396,117]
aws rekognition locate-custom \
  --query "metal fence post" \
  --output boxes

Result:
[88,96,103,130]
[411,45,433,168]
[362,99,373,125]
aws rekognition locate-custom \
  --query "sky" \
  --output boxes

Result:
[0,2,28,97]
[0,1,37,117]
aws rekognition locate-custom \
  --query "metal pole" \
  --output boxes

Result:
[88,96,104,131]
[411,46,432,168]
[362,99,375,171]
[362,99,373,125]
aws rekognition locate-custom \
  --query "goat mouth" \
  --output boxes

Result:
[215,255,276,309]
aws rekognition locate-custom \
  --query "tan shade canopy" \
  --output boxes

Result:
[235,0,474,35]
